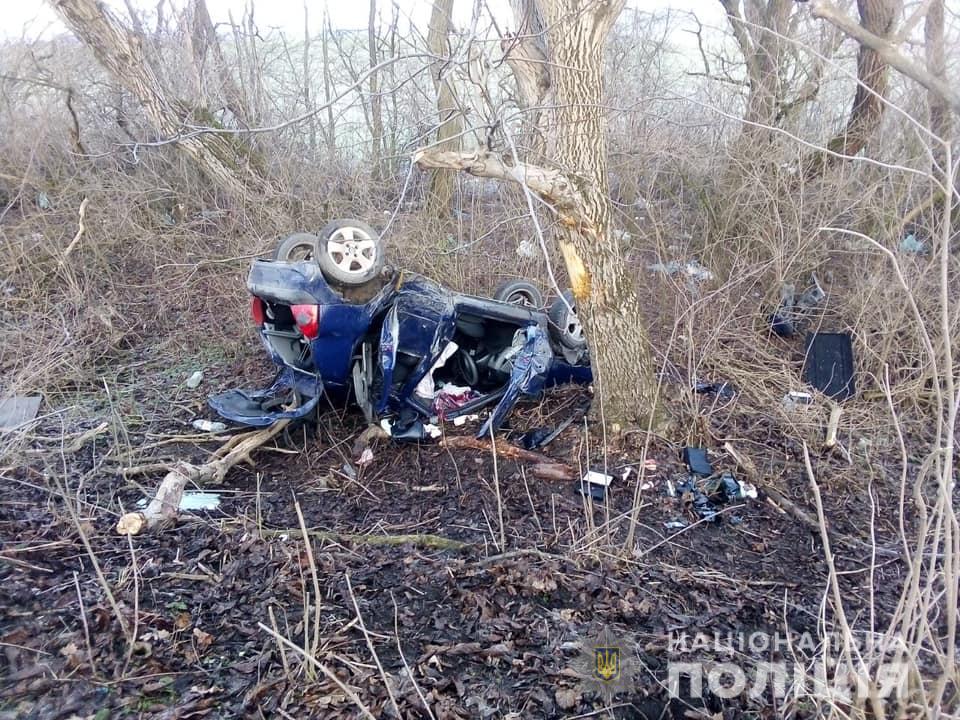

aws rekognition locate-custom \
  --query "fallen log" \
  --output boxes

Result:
[274,528,470,552]
[440,435,574,480]
[116,419,290,535]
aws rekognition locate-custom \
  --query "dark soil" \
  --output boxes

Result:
[1,348,915,719]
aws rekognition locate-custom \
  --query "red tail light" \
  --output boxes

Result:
[250,296,266,326]
[291,304,320,340]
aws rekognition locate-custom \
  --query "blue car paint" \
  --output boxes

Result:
[210,259,592,436]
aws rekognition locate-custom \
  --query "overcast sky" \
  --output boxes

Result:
[3,0,725,40]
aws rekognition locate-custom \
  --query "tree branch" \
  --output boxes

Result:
[810,0,960,115]
[413,147,580,212]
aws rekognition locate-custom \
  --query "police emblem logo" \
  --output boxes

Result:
[593,646,621,682]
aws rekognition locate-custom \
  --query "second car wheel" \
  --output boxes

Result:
[548,290,587,349]
[493,279,544,309]
[316,219,385,286]
[275,232,319,262]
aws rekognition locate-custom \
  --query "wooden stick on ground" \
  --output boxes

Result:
[441,435,575,481]
[117,419,290,535]
[723,441,825,533]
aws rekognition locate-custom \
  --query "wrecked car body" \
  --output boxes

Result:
[209,222,591,438]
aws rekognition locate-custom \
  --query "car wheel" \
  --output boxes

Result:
[275,232,320,262]
[548,290,587,349]
[316,219,385,286]
[493,279,544,309]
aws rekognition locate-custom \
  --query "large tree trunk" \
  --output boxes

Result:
[424,0,462,220]
[416,0,658,427]
[51,0,272,198]
[537,0,658,427]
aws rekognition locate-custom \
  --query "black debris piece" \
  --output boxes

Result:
[693,380,736,400]
[803,332,855,400]
[676,477,719,523]
[682,447,713,477]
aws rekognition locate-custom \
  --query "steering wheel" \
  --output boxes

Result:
[455,350,480,387]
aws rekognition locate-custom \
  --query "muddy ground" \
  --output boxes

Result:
[1,343,918,719]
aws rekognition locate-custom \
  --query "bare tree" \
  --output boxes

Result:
[368,0,384,180]
[418,0,660,428]
[720,0,797,140]
[424,0,462,219]
[302,2,316,156]
[51,0,272,198]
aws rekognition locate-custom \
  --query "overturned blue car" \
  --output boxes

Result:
[209,219,592,438]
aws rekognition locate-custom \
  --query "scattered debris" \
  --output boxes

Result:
[0,395,42,431]
[663,519,688,531]
[381,415,442,441]
[769,274,825,337]
[36,191,52,210]
[671,468,756,526]
[192,419,228,433]
[452,413,480,427]
[137,491,221,512]
[357,447,375,466]
[705,471,743,503]
[693,379,735,400]
[676,476,719,522]
[518,401,590,450]
[433,384,477,418]
[782,390,814,410]
[803,332,855,400]
[186,370,204,389]
[648,259,714,282]
[899,232,927,254]
[578,470,613,502]
[682,447,713,477]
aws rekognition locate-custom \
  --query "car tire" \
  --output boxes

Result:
[493,279,544,309]
[275,232,320,262]
[548,290,587,349]
[315,219,385,286]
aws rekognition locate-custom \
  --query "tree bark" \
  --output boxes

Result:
[51,0,273,198]
[425,0,462,220]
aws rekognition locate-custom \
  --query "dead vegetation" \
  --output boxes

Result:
[1,0,959,718]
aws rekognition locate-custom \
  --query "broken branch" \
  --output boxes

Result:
[60,197,89,263]
[440,435,574,481]
[413,148,581,214]
[117,420,290,535]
